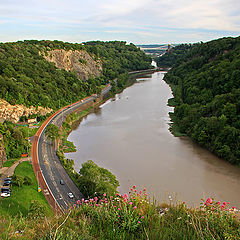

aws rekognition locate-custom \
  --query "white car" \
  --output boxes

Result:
[68,192,74,199]
[1,191,10,197]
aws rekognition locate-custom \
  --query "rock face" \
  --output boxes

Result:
[43,49,102,80]
[0,134,7,168]
[0,99,53,123]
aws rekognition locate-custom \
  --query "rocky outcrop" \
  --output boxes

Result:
[0,134,7,168]
[0,99,53,123]
[43,49,102,80]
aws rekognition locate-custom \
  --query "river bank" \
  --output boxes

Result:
[65,71,240,208]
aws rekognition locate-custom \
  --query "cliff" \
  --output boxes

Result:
[0,99,53,123]
[43,49,102,80]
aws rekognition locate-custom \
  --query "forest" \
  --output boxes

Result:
[0,40,152,159]
[0,40,152,109]
[157,36,240,165]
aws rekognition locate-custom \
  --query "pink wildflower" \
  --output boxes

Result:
[138,221,141,223]
[96,204,99,207]
[133,206,137,209]
[232,206,236,209]
[130,188,133,191]
[123,198,127,203]
[94,197,98,201]
[103,193,106,197]
[118,208,120,210]
[124,193,128,198]
[110,196,113,199]
[77,200,81,204]
[82,198,84,202]
[129,202,133,205]
[223,202,226,205]
[217,201,221,205]
[205,198,212,205]
[143,188,146,191]
[135,189,137,192]
[141,216,144,219]
[139,191,142,194]
[133,185,136,189]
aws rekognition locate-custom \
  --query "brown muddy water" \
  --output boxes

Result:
[65,72,240,207]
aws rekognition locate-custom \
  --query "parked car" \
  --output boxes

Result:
[1,188,11,197]
[4,177,12,181]
[60,179,64,185]
[3,182,10,186]
[68,192,74,199]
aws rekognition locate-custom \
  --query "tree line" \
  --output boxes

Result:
[157,36,240,165]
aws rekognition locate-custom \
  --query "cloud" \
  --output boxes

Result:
[0,0,239,43]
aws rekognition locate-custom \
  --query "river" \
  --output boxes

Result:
[65,72,240,207]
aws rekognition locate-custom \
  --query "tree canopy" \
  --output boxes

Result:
[77,160,119,198]
[0,40,152,109]
[157,36,240,165]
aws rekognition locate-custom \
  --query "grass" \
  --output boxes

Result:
[3,158,19,168]
[0,161,52,217]
[0,186,239,239]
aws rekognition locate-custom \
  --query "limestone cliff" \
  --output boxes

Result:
[43,49,102,80]
[0,134,7,168]
[0,99,53,123]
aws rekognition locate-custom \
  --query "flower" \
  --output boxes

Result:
[130,188,133,191]
[124,193,128,199]
[123,198,127,203]
[141,216,144,219]
[133,206,137,209]
[129,202,133,205]
[110,196,113,199]
[76,200,81,204]
[205,198,212,205]
[217,201,221,205]
[94,197,98,201]
[138,221,141,223]
[133,185,136,189]
[118,208,120,210]
[103,193,106,197]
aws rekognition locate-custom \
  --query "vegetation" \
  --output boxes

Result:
[0,186,239,239]
[0,161,52,217]
[0,40,152,109]
[78,160,119,198]
[0,122,31,159]
[157,36,240,165]
[45,124,60,142]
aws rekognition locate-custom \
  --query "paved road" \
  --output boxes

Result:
[32,80,113,212]
[35,94,100,212]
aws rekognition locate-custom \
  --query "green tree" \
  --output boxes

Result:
[78,160,119,198]
[45,124,60,142]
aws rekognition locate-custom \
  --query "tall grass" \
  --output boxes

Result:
[0,186,239,239]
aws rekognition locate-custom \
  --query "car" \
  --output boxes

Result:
[1,188,11,197]
[60,179,64,185]
[4,180,11,184]
[68,192,74,199]
[4,177,12,181]
[3,182,10,186]
[1,192,10,197]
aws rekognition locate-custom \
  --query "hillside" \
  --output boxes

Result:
[0,40,152,110]
[0,40,152,161]
[158,36,240,165]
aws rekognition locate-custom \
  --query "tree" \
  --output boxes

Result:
[78,160,119,198]
[45,124,59,142]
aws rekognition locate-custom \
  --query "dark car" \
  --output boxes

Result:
[4,177,12,181]
[60,180,65,185]
[3,182,10,186]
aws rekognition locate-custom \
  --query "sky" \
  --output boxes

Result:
[0,0,239,44]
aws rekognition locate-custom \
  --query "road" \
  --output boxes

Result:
[32,84,112,212]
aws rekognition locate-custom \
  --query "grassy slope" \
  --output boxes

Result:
[0,161,52,217]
